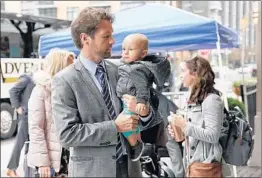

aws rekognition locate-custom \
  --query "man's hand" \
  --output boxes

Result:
[135,103,149,117]
[39,166,51,178]
[16,107,23,115]
[114,112,139,133]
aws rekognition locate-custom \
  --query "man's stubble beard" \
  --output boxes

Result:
[104,51,112,59]
[95,46,111,60]
[100,50,112,59]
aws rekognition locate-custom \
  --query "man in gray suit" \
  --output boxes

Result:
[7,74,35,177]
[52,7,157,177]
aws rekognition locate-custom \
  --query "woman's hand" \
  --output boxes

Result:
[173,115,186,130]
[169,112,186,130]
[168,124,175,139]
[39,166,51,178]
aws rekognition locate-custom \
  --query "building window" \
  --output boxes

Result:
[236,1,240,31]
[221,1,225,25]
[181,1,193,12]
[93,6,111,13]
[243,1,247,16]
[228,1,233,28]
[1,1,5,11]
[90,1,110,5]
[22,9,34,15]
[39,8,57,18]
[209,1,222,11]
[1,36,10,58]
[67,7,79,20]
[120,1,146,10]
[38,1,54,5]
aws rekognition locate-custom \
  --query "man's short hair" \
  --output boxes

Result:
[70,7,114,49]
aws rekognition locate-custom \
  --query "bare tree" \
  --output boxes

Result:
[10,20,51,58]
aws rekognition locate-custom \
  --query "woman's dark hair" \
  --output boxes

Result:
[185,55,221,104]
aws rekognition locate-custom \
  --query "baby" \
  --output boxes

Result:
[116,33,171,161]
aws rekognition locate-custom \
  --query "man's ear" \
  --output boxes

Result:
[80,33,91,46]
[141,50,148,58]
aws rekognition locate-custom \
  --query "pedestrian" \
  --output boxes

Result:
[168,56,224,177]
[116,33,170,161]
[26,48,74,177]
[51,7,157,177]
[6,67,36,177]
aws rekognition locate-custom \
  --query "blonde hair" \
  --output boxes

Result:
[44,48,75,77]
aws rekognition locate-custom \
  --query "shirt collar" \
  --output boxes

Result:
[79,54,106,76]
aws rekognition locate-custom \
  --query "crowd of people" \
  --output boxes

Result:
[6,7,228,178]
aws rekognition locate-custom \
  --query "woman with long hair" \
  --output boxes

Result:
[27,48,75,177]
[168,56,224,177]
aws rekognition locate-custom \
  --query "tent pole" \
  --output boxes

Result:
[240,25,250,124]
[215,23,229,110]
[215,22,237,178]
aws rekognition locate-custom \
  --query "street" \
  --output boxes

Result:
[0,1,261,178]
[1,136,261,177]
[0,69,256,177]
[0,63,258,178]
[1,137,24,177]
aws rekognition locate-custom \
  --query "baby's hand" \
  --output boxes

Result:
[135,103,149,116]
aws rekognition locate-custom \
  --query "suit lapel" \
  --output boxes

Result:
[74,60,110,115]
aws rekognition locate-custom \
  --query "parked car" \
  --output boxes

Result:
[238,64,257,77]
[211,65,220,78]
[211,65,231,79]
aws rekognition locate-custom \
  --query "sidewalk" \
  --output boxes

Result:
[2,162,261,177]
[2,139,261,177]
[237,166,261,177]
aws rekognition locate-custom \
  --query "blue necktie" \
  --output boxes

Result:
[95,64,123,161]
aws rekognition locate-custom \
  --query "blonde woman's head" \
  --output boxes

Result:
[44,48,75,77]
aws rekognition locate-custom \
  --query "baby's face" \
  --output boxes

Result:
[122,38,147,63]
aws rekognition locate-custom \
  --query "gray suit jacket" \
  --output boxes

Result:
[183,94,224,167]
[9,74,35,119]
[51,59,154,177]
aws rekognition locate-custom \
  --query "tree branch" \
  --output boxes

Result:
[33,24,51,31]
[10,20,25,34]
[16,21,22,26]
[32,22,35,31]
[34,27,48,31]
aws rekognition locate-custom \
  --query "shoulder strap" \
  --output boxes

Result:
[224,108,229,117]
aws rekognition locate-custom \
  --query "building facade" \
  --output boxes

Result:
[1,1,179,20]
[2,1,259,62]
[180,1,259,63]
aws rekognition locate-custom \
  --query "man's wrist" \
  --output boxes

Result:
[114,120,120,133]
